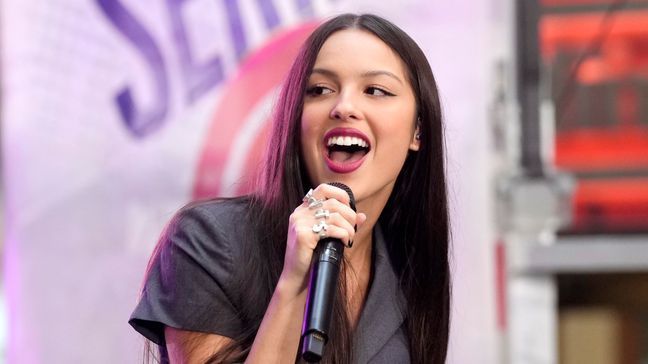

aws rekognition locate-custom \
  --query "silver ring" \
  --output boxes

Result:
[303,189,316,204]
[308,199,324,209]
[314,209,330,219]
[312,220,328,234]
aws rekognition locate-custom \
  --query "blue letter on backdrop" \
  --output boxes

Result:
[223,0,248,61]
[97,0,169,138]
[256,0,280,30]
[167,0,225,103]
[295,0,313,16]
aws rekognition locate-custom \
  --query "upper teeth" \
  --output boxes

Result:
[327,136,368,148]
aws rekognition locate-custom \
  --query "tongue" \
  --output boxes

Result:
[330,150,365,163]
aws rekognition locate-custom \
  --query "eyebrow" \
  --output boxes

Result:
[310,68,404,85]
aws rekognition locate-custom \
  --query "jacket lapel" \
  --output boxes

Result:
[353,228,407,363]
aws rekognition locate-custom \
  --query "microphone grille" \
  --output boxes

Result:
[327,182,356,212]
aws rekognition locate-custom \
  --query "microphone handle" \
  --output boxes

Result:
[301,238,344,363]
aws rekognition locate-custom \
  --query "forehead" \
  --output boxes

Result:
[313,29,409,80]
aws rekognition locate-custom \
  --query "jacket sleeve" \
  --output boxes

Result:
[128,202,243,345]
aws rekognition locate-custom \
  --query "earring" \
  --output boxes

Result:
[415,131,421,140]
[416,116,422,140]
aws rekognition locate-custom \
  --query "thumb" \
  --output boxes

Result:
[356,212,368,228]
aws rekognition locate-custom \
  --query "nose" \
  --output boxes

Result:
[330,91,361,121]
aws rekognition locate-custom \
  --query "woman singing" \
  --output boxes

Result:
[130,13,450,364]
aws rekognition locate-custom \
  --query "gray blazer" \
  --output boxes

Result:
[352,227,409,363]
[130,198,410,363]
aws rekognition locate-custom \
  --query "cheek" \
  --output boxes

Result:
[300,116,318,153]
[380,137,411,167]
[301,102,330,152]
[299,115,321,180]
[300,106,319,141]
[374,123,416,169]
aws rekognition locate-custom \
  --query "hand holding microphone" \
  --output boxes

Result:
[300,182,357,362]
[282,183,363,361]
[283,184,360,287]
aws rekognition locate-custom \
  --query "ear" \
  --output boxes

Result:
[409,124,421,151]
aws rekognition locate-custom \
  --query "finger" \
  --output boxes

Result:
[317,224,351,245]
[294,224,320,250]
[356,212,367,228]
[312,183,351,207]
[319,199,356,225]
[326,212,356,242]
[293,213,355,247]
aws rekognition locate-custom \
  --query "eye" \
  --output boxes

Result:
[306,85,334,96]
[365,86,395,97]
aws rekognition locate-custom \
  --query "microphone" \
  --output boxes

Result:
[300,182,355,363]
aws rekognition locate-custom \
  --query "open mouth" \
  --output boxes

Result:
[326,135,370,163]
[322,129,371,173]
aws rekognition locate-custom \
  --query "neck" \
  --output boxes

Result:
[343,189,391,329]
[344,184,391,265]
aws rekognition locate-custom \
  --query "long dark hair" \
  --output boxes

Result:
[208,13,450,364]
